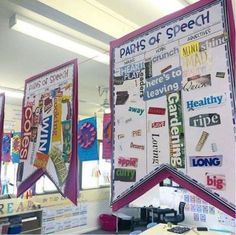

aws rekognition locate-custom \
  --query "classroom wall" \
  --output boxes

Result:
[129,185,236,233]
[4,103,22,132]
[159,187,236,233]
[38,188,112,234]
[129,185,160,208]
[0,188,112,234]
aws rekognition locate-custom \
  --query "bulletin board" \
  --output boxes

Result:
[110,0,235,211]
[17,59,78,204]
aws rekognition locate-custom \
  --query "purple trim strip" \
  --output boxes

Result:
[226,0,235,77]
[112,167,235,218]
[24,59,78,84]
[112,170,170,211]
[64,59,78,205]
[17,59,78,204]
[110,0,235,217]
[17,169,45,197]
[0,93,5,181]
[109,39,114,205]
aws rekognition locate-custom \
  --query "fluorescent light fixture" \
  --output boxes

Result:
[22,217,38,222]
[104,108,111,114]
[0,86,23,99]
[9,14,109,64]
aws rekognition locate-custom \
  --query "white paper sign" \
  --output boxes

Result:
[110,0,235,208]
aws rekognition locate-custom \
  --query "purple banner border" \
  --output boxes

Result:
[111,165,235,218]
[17,59,78,205]
[0,93,5,190]
[110,0,235,215]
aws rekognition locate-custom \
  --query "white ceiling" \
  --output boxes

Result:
[2,0,234,117]
[0,0,113,116]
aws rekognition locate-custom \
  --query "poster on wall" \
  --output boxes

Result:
[110,0,235,214]
[2,133,12,162]
[11,132,21,163]
[78,117,98,161]
[17,59,78,204]
[0,93,5,191]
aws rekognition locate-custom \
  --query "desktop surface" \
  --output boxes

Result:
[141,223,230,235]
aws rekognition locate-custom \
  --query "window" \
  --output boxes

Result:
[81,141,111,190]
[35,175,57,194]
[0,162,18,195]
[160,178,172,187]
[1,139,111,196]
[0,162,58,195]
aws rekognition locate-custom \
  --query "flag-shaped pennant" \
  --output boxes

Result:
[0,93,5,193]
[102,113,112,159]
[17,59,78,205]
[78,117,98,161]
[11,132,21,163]
[2,133,12,162]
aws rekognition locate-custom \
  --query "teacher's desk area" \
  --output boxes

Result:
[141,223,233,235]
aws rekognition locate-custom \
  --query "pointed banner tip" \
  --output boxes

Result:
[16,169,45,198]
[111,165,236,218]
[68,194,78,206]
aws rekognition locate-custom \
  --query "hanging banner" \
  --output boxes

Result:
[2,133,12,162]
[0,93,5,192]
[110,0,235,215]
[11,132,21,163]
[78,117,98,161]
[17,59,78,204]
[102,113,112,159]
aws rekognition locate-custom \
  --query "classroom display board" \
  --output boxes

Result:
[110,0,235,210]
[17,59,78,204]
[42,202,87,234]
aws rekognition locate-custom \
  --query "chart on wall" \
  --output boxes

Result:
[17,59,78,204]
[110,0,235,207]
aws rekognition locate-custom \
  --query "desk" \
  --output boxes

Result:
[141,223,230,235]
[0,209,42,234]
[147,207,177,223]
